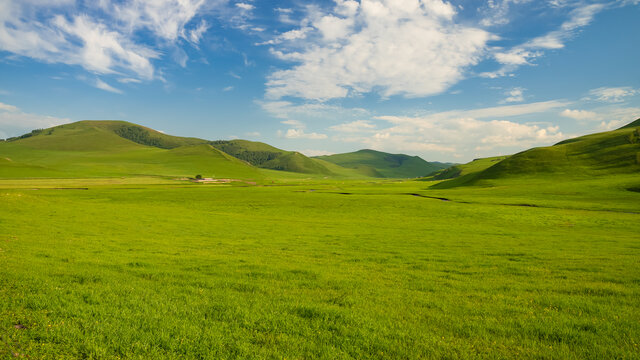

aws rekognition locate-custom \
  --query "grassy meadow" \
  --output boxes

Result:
[1,175,639,359]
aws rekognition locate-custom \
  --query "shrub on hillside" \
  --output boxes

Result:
[6,129,43,142]
[115,126,173,149]
[210,141,281,166]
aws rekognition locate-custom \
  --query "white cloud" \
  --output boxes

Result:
[588,87,638,103]
[329,120,376,133]
[118,78,142,84]
[480,0,532,27]
[299,149,334,157]
[281,119,305,128]
[502,87,525,103]
[256,27,312,45]
[592,107,640,130]
[259,100,369,121]
[0,102,19,112]
[245,131,261,137]
[484,3,605,78]
[189,20,209,44]
[265,0,491,101]
[223,86,234,92]
[235,3,255,11]
[0,101,70,138]
[560,108,597,120]
[0,0,216,82]
[331,100,570,161]
[281,128,327,139]
[94,79,123,94]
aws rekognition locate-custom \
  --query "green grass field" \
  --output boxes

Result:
[2,120,639,358]
[1,175,639,359]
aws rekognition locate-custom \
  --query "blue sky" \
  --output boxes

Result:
[0,0,638,162]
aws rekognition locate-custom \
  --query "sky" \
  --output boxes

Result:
[0,0,639,162]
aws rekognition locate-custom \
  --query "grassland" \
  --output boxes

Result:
[1,120,639,358]
[1,174,639,359]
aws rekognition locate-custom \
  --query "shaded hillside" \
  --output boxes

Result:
[210,139,337,175]
[433,119,640,188]
[315,149,449,178]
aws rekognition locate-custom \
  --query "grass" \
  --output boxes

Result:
[0,121,368,178]
[1,120,639,358]
[1,175,639,359]
[430,124,640,189]
[424,155,509,181]
[315,149,448,178]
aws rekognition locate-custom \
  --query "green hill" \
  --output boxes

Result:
[426,156,509,181]
[0,120,373,179]
[0,121,261,179]
[315,149,449,178]
[210,139,341,175]
[433,119,640,188]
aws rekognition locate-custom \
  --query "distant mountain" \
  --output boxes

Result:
[432,118,640,188]
[314,149,450,178]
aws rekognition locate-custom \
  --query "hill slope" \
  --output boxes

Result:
[315,149,449,178]
[426,156,509,181]
[433,119,640,188]
[0,121,261,179]
[210,139,344,175]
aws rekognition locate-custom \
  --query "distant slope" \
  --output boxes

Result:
[315,149,449,178]
[210,139,339,175]
[433,119,640,188]
[0,121,261,179]
[427,156,509,181]
[619,118,640,129]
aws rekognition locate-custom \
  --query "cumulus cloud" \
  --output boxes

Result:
[560,108,597,120]
[331,100,570,161]
[235,3,254,11]
[265,0,491,101]
[502,87,525,103]
[0,101,70,138]
[588,87,638,103]
[0,0,218,82]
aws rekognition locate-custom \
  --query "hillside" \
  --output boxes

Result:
[315,149,449,178]
[0,120,374,179]
[433,119,640,188]
[0,121,261,179]
[426,156,509,181]
[210,139,336,175]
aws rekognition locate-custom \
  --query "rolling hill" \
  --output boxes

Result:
[425,155,510,181]
[315,149,451,178]
[209,139,335,175]
[0,120,374,179]
[432,119,640,188]
[0,121,262,179]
